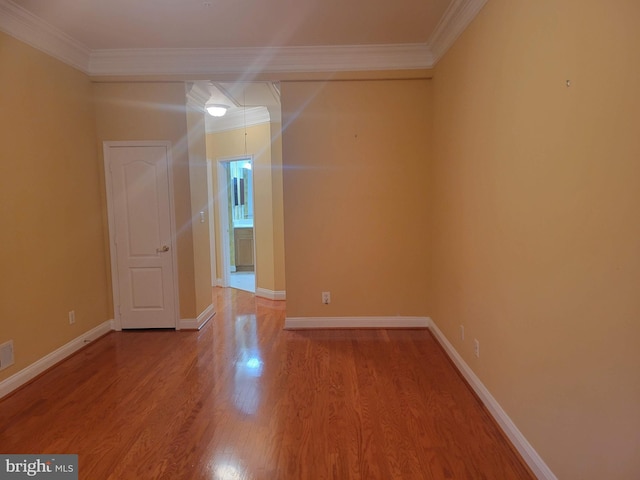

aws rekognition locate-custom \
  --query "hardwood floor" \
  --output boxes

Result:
[0,288,535,479]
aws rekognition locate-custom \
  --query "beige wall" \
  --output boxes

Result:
[4,5,637,476]
[270,120,286,293]
[185,103,213,315]
[93,82,197,319]
[281,80,432,318]
[430,1,640,478]
[206,122,285,294]
[0,33,109,381]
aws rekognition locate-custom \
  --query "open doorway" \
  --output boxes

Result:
[202,80,285,300]
[218,157,256,293]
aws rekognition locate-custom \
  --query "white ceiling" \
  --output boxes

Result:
[0,0,488,76]
[10,0,452,50]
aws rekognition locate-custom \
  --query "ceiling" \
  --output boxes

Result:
[10,0,452,50]
[206,81,281,108]
[192,81,281,132]
[0,0,488,76]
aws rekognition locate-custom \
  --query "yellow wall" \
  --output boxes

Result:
[281,80,432,318]
[4,5,638,475]
[93,82,197,319]
[430,1,640,478]
[270,120,286,293]
[186,104,213,315]
[0,32,109,381]
[206,122,284,294]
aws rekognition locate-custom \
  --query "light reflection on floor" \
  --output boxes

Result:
[233,314,262,415]
[214,463,242,480]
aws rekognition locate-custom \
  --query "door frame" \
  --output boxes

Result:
[215,155,256,290]
[206,158,218,288]
[103,141,181,331]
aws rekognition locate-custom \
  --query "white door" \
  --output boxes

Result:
[104,142,178,329]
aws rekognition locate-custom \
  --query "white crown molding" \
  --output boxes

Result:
[206,106,271,134]
[0,0,91,72]
[88,43,434,77]
[426,0,489,63]
[0,0,486,76]
[185,83,212,110]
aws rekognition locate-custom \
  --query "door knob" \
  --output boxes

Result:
[156,245,170,253]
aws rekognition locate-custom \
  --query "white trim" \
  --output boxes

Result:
[0,320,114,400]
[216,160,232,288]
[179,303,215,330]
[426,0,488,63]
[0,0,488,76]
[428,318,557,480]
[206,159,218,288]
[216,155,256,288]
[88,44,433,76]
[255,288,286,301]
[103,141,181,331]
[165,143,182,330]
[206,107,271,134]
[0,0,91,72]
[185,83,211,111]
[284,316,429,330]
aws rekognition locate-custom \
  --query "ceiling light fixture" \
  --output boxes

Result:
[206,104,229,117]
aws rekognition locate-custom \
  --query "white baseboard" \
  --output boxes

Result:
[179,303,215,330]
[0,319,114,400]
[428,318,557,480]
[255,288,286,301]
[284,316,429,329]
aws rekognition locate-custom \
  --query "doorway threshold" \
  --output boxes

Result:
[229,272,255,293]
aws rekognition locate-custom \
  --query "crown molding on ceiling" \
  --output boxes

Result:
[186,85,275,134]
[88,44,434,77]
[0,0,91,72]
[426,0,489,63]
[0,0,487,77]
[185,83,212,110]
[205,106,271,134]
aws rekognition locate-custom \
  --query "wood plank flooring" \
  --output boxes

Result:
[0,288,535,479]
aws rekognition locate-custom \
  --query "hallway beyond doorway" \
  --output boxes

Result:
[229,271,255,293]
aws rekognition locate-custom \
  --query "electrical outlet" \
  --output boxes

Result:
[473,339,480,358]
[460,325,465,341]
[0,340,14,371]
[321,291,331,305]
[69,310,76,325]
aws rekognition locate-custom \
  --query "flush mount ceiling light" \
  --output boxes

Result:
[206,104,230,117]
